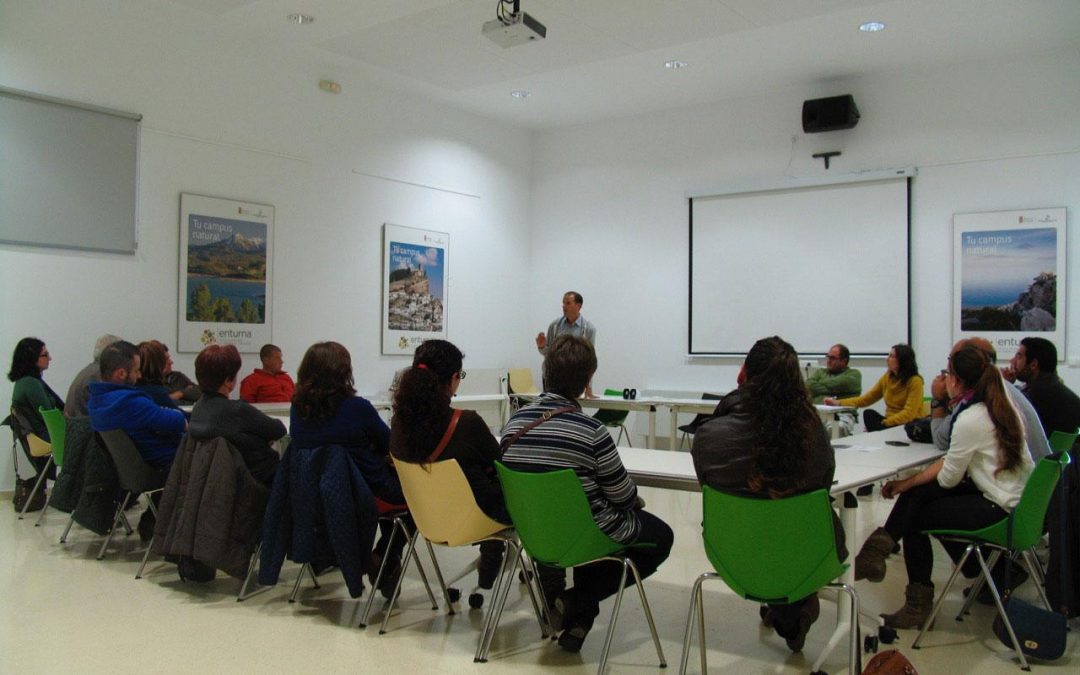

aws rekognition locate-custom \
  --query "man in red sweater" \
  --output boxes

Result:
[239,344,295,403]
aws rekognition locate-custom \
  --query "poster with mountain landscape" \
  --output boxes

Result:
[953,208,1066,359]
[382,223,448,355]
[178,193,273,353]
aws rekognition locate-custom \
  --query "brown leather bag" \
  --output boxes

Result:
[862,649,918,675]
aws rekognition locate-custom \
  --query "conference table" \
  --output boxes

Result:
[513,393,856,447]
[619,425,943,672]
[187,392,512,425]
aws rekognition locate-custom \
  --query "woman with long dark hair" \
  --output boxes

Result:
[137,340,183,410]
[854,344,1033,629]
[828,343,924,431]
[8,337,64,438]
[692,335,842,652]
[389,340,508,605]
[289,341,405,597]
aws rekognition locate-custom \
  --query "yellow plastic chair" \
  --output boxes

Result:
[9,406,53,519]
[390,457,548,662]
[507,368,539,396]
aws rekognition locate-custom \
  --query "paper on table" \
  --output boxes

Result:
[832,444,884,453]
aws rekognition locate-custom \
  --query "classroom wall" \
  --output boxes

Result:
[530,48,1080,433]
[0,2,534,489]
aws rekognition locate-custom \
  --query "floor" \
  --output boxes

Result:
[2,485,1076,674]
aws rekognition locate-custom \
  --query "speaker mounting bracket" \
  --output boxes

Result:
[812,151,841,169]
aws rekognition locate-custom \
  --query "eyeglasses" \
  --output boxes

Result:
[458,370,467,380]
[39,352,51,359]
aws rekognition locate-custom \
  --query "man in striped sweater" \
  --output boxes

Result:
[501,335,673,652]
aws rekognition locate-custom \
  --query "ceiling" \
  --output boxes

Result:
[164,0,1080,129]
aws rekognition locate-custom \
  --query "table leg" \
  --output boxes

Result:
[669,407,679,451]
[647,406,657,448]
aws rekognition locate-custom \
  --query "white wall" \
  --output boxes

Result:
[0,1,535,489]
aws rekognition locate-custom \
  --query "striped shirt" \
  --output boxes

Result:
[500,392,641,543]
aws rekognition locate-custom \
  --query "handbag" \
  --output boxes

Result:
[990,477,1068,661]
[903,417,932,444]
[861,649,918,674]
[13,475,47,513]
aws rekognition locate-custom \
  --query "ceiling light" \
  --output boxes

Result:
[665,60,688,69]
[510,90,531,99]
[286,13,315,25]
[859,21,885,32]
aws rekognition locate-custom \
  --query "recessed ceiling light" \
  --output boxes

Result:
[510,90,531,99]
[665,60,688,69]
[859,21,885,32]
[286,13,315,25]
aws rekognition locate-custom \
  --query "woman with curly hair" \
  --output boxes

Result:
[389,339,508,606]
[691,335,843,653]
[854,344,1032,629]
[289,341,404,596]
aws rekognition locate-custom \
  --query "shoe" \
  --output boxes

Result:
[137,508,156,543]
[557,623,590,653]
[177,555,216,583]
[881,582,935,629]
[784,594,820,653]
[759,605,774,630]
[372,555,402,600]
[963,565,1029,605]
[855,527,896,582]
[856,484,874,496]
[468,585,486,609]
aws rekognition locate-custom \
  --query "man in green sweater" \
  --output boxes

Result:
[807,344,862,436]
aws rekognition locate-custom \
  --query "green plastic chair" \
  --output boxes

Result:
[1047,428,1078,453]
[593,388,632,446]
[913,451,1072,670]
[33,407,67,526]
[679,486,859,675]
[494,462,665,675]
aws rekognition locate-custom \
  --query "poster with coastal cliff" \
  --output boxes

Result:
[953,208,1066,359]
[178,193,273,353]
[382,223,448,355]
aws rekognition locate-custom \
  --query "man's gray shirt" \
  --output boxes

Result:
[931,380,1050,460]
[537,315,597,355]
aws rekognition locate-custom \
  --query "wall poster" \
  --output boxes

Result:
[953,207,1066,360]
[382,223,448,355]
[178,193,273,353]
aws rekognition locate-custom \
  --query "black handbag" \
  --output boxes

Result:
[903,417,932,443]
[991,460,1068,661]
[13,475,46,513]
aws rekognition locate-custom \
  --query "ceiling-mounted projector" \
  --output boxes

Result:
[482,0,546,48]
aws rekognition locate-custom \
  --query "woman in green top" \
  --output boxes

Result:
[7,337,64,476]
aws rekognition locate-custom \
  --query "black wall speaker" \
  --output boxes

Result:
[802,95,860,133]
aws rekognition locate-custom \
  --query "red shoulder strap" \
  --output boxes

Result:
[427,409,463,463]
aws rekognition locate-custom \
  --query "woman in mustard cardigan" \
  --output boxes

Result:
[826,344,924,432]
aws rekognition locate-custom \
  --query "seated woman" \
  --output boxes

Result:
[691,336,844,653]
[137,340,184,411]
[7,337,64,479]
[290,341,405,597]
[854,344,1033,629]
[188,344,285,486]
[827,343,924,432]
[500,335,673,653]
[389,339,507,606]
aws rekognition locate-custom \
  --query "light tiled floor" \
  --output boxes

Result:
[3,486,1077,674]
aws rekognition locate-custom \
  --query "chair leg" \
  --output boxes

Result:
[289,563,310,603]
[119,509,134,536]
[596,559,632,675]
[829,582,860,675]
[1020,549,1053,611]
[914,544,974,648]
[424,539,456,614]
[380,529,421,634]
[407,534,439,610]
[626,555,666,667]
[135,535,155,579]
[360,522,400,627]
[475,539,522,663]
[679,574,713,675]
[975,548,1030,671]
[60,513,76,543]
[517,548,551,638]
[18,457,52,520]
[97,493,131,560]
[237,543,262,602]
[35,488,53,526]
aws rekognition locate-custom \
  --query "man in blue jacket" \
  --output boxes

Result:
[88,340,187,470]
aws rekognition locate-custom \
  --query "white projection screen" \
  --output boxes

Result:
[689,176,911,356]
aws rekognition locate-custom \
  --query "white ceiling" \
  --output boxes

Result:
[164,0,1080,129]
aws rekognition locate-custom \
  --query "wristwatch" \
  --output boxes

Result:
[930,398,946,410]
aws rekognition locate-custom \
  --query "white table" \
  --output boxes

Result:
[187,393,511,424]
[618,426,943,672]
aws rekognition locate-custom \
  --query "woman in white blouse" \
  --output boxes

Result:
[852,343,1034,629]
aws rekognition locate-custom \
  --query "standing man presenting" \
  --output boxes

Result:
[537,291,596,397]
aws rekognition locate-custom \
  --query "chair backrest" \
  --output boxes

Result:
[8,406,51,457]
[1007,451,1072,550]
[701,486,845,604]
[1047,428,1079,453]
[495,462,624,568]
[507,368,539,395]
[592,388,630,425]
[393,457,507,547]
[97,429,166,493]
[39,407,66,468]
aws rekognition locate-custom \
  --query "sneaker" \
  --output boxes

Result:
[759,605,774,630]
[557,624,590,653]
